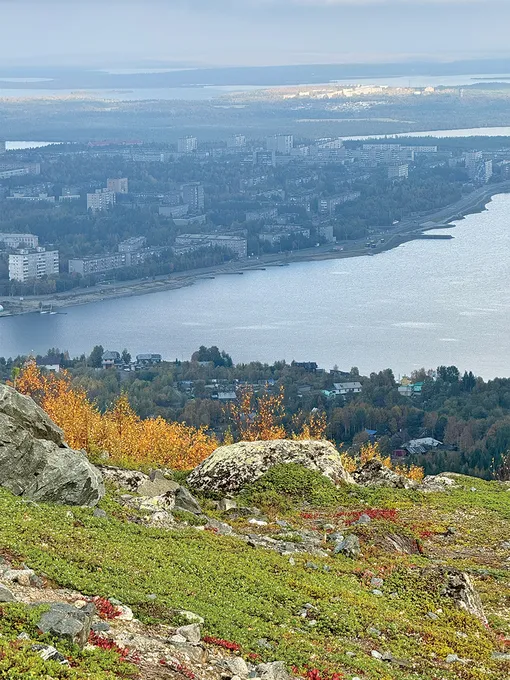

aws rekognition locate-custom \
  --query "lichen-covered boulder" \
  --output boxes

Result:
[0,384,104,506]
[187,439,354,492]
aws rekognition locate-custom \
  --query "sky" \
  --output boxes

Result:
[0,0,508,68]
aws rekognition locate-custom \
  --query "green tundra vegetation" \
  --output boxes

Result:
[0,467,508,679]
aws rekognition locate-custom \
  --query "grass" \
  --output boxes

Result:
[0,466,508,678]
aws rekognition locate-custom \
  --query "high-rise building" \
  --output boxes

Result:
[463,151,483,178]
[178,136,198,154]
[107,178,129,194]
[387,164,409,180]
[227,134,246,149]
[9,247,59,282]
[87,189,116,212]
[181,182,205,212]
[266,134,294,154]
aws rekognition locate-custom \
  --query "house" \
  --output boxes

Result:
[398,382,424,397]
[216,391,237,401]
[36,356,61,372]
[136,353,162,366]
[292,361,318,372]
[332,382,362,396]
[102,350,121,368]
[402,438,443,455]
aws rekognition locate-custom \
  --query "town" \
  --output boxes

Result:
[0,131,505,304]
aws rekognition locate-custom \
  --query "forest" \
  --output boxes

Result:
[4,347,510,480]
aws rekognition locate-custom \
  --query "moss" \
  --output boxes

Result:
[0,479,508,678]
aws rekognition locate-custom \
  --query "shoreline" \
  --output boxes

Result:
[1,181,509,317]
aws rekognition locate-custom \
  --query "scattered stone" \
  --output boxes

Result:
[0,583,16,601]
[372,589,383,596]
[187,439,354,492]
[248,518,268,526]
[37,602,94,648]
[367,627,381,637]
[2,568,35,586]
[93,508,107,519]
[492,652,510,660]
[116,605,134,621]
[379,532,420,555]
[91,621,110,633]
[305,561,319,570]
[99,466,147,492]
[206,518,234,535]
[0,384,104,506]
[220,657,250,678]
[446,526,457,536]
[381,651,393,662]
[176,623,201,645]
[174,486,203,515]
[256,661,290,680]
[371,650,383,660]
[327,532,344,543]
[334,535,361,559]
[446,654,460,663]
[420,474,457,492]
[427,612,439,621]
[176,610,205,625]
[288,558,296,566]
[371,577,384,588]
[218,498,237,512]
[355,513,372,526]
[31,643,69,665]
[137,470,179,497]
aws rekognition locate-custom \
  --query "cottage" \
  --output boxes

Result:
[36,356,61,372]
[102,350,121,368]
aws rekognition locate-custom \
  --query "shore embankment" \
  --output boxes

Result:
[1,181,509,317]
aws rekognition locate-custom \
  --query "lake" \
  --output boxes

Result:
[2,193,510,377]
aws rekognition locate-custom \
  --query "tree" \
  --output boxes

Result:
[122,349,131,365]
[88,345,104,368]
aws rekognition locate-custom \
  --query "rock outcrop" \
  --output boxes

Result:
[440,569,487,623]
[187,439,354,492]
[0,384,104,506]
[352,459,417,489]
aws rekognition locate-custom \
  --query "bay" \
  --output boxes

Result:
[1,193,510,377]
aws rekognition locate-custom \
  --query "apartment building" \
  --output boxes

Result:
[9,247,59,282]
[87,189,116,212]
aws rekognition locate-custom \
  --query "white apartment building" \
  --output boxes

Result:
[0,233,39,249]
[177,136,198,153]
[107,178,129,194]
[9,247,59,282]
[266,134,294,154]
[227,134,246,149]
[87,189,116,212]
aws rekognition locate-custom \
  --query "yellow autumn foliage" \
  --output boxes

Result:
[12,361,217,470]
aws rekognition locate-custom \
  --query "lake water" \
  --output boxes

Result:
[2,193,510,377]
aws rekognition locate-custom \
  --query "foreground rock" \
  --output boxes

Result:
[101,466,202,515]
[187,439,354,492]
[37,602,95,647]
[0,384,104,506]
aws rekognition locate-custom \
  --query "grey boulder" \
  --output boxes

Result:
[0,385,104,506]
[36,602,95,648]
[0,583,15,602]
[440,570,487,623]
[187,439,354,492]
[334,534,361,559]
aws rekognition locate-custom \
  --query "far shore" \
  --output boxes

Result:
[1,181,509,318]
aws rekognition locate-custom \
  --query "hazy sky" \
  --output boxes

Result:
[1,0,508,67]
